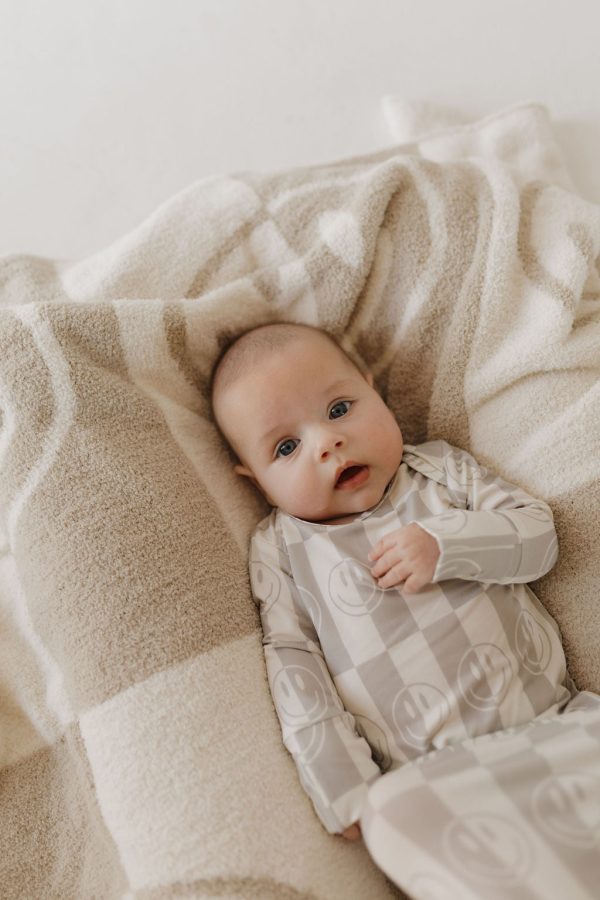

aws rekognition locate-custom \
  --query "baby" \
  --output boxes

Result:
[211,322,574,842]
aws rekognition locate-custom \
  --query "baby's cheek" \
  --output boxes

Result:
[294,474,332,519]
[269,469,312,514]
[372,415,403,467]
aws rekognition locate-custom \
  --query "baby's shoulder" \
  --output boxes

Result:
[251,508,280,544]
[402,440,487,488]
[402,439,457,479]
[250,508,296,560]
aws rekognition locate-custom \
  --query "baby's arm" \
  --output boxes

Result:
[250,522,381,837]
[403,443,558,586]
[370,443,558,589]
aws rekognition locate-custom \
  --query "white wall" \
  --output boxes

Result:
[2,0,599,258]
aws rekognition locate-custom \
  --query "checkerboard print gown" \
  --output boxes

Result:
[249,441,574,834]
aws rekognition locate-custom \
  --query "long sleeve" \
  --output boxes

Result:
[249,520,382,833]
[411,443,558,585]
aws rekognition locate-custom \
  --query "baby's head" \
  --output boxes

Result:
[211,323,404,524]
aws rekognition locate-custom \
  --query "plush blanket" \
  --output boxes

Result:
[1,102,599,899]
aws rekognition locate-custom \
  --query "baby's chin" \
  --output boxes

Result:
[286,491,386,524]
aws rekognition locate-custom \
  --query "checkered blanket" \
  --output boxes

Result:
[1,102,599,898]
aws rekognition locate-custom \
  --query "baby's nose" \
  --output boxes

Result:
[319,438,344,460]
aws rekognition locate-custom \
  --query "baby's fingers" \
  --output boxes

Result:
[370,547,400,578]
[368,534,398,562]
[403,573,425,593]
[368,541,387,562]
[377,563,410,589]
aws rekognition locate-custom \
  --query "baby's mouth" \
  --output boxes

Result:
[334,464,369,490]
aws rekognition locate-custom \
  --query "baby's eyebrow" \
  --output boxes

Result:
[258,423,285,448]
[325,378,355,395]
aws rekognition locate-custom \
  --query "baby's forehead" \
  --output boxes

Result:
[259,332,340,366]
[213,328,358,423]
[252,337,351,387]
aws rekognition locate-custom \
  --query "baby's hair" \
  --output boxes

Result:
[210,321,366,416]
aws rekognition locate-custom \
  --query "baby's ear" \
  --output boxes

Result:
[234,464,254,479]
[234,464,262,492]
[234,464,271,503]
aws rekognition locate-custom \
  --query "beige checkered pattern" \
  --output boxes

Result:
[250,441,573,833]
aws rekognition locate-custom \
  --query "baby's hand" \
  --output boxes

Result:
[340,822,362,841]
[368,524,440,592]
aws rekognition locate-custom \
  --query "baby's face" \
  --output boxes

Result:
[216,332,404,523]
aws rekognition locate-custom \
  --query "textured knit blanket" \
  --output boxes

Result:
[1,103,599,899]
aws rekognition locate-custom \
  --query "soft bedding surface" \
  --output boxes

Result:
[1,103,599,899]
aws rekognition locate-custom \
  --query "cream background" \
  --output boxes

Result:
[1,0,599,259]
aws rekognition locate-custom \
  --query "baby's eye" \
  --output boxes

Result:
[275,438,298,458]
[329,400,352,419]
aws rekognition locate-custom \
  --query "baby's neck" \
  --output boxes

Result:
[316,512,363,525]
